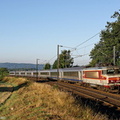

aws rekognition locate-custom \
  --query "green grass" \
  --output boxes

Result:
[0,77,108,120]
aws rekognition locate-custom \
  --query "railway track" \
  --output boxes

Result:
[47,81,120,108]
[11,76,120,108]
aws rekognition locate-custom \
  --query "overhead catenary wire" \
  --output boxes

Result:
[72,53,89,58]
[68,32,100,65]
[46,32,100,65]
[75,32,100,49]
[48,55,56,63]
[76,42,97,50]
[69,32,100,54]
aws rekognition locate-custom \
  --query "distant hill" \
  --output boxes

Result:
[0,63,44,70]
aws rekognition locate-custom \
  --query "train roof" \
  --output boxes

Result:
[9,66,120,73]
[83,66,120,70]
[41,66,120,72]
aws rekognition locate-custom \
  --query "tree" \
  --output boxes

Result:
[52,50,74,69]
[44,63,51,69]
[89,10,120,66]
[52,60,57,69]
[0,68,9,80]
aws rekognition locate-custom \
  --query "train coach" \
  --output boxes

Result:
[9,66,120,91]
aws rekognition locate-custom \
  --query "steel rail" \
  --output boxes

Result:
[55,82,120,107]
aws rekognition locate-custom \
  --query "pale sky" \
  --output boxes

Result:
[0,0,120,66]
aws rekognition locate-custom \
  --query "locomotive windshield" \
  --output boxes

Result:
[102,68,120,74]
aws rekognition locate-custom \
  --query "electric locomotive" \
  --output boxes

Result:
[82,66,120,90]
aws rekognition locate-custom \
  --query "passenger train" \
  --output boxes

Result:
[9,66,120,91]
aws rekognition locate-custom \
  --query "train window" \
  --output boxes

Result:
[51,72,58,76]
[102,70,107,74]
[40,72,49,75]
[21,72,25,74]
[102,69,120,74]
[107,69,115,74]
[33,72,37,75]
[115,69,120,74]
[118,69,120,73]
[10,72,15,74]
[64,71,78,77]
[27,72,31,75]
[85,71,99,78]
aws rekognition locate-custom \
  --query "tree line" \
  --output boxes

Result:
[44,10,120,69]
[44,50,74,69]
[89,10,120,66]
[0,68,9,80]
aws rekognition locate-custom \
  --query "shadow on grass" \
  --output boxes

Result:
[74,94,120,120]
[0,82,28,92]
[36,78,57,83]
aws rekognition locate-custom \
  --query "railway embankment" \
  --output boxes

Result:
[0,77,27,105]
[0,82,13,104]
[0,77,108,120]
[47,81,120,119]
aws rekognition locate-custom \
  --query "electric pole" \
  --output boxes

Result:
[113,46,115,66]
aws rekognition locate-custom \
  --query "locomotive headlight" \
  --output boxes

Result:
[117,77,119,80]
[109,80,114,83]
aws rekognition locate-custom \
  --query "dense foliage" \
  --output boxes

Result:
[44,63,51,69]
[0,68,9,80]
[52,50,74,69]
[89,10,120,66]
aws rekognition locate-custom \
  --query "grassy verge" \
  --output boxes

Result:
[0,77,108,120]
